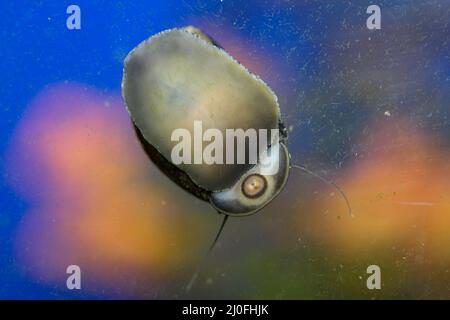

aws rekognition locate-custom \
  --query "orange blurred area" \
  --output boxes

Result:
[6,83,207,297]
[6,82,450,298]
[302,119,450,263]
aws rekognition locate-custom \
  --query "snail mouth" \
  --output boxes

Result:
[210,142,290,217]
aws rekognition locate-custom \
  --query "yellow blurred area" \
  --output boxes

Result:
[46,115,185,268]
[304,120,450,262]
[8,84,205,295]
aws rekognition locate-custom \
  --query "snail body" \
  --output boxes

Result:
[122,27,290,216]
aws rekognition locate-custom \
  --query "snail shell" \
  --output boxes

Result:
[122,27,289,216]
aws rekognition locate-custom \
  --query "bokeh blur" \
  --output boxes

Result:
[0,1,449,299]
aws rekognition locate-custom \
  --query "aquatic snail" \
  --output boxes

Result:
[121,26,351,286]
[122,26,291,217]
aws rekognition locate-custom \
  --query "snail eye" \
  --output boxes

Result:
[242,174,267,198]
[210,142,290,216]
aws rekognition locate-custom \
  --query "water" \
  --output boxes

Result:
[0,0,449,299]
